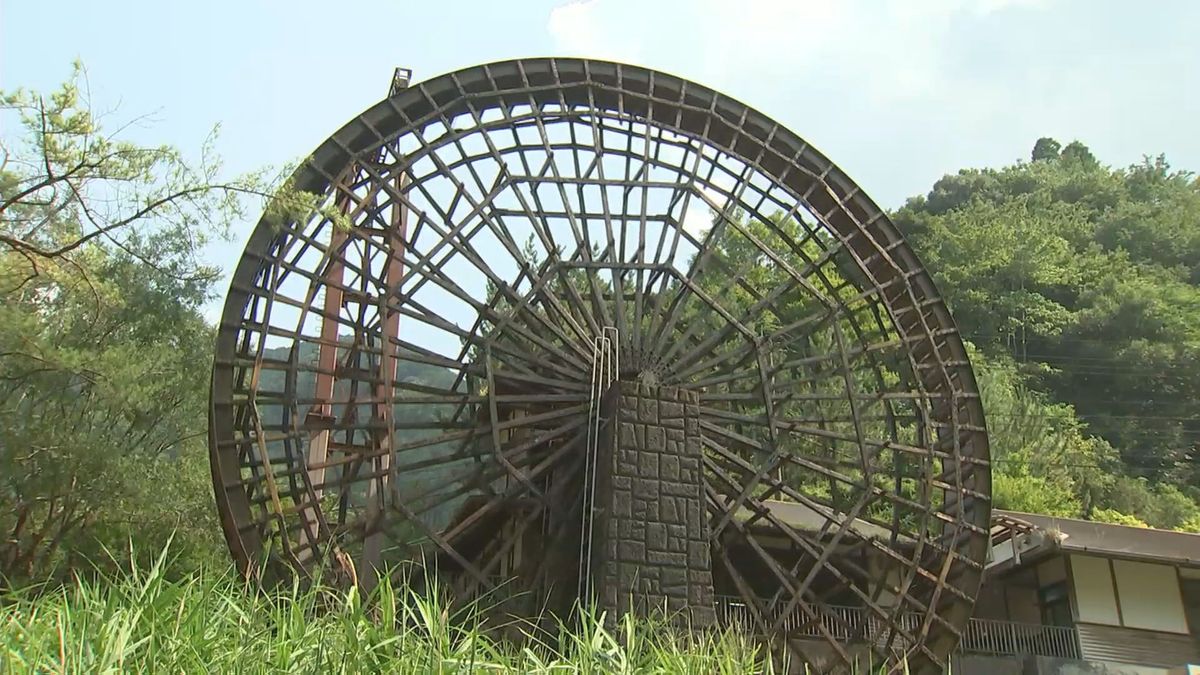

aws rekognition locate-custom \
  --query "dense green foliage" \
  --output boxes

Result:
[0,65,267,588]
[0,243,223,584]
[895,139,1200,529]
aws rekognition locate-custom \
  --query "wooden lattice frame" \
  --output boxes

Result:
[209,58,991,672]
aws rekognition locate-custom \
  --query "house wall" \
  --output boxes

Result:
[973,576,1009,620]
[1074,623,1199,670]
[1007,569,1043,624]
[986,556,1073,625]
[1029,655,1176,675]
[1066,554,1199,667]
[1040,556,1068,586]
[950,653,1024,674]
[952,654,1180,674]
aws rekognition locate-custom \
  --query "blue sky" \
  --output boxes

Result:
[4,0,1198,318]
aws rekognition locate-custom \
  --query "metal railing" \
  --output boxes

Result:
[959,615,1079,659]
[713,598,1080,660]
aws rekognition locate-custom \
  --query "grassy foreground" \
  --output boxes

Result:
[1,549,907,674]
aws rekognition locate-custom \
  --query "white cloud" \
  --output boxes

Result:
[547,0,643,63]
[681,202,711,238]
[681,186,734,238]
[546,1,597,53]
[695,0,973,101]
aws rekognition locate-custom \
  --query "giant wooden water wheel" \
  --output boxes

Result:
[209,59,991,672]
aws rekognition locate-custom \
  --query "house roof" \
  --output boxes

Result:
[992,509,1200,569]
[741,500,917,547]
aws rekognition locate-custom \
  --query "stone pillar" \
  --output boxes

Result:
[591,381,716,627]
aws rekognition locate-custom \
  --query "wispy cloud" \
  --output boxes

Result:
[547,0,644,63]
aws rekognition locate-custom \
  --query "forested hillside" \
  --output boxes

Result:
[894,138,1200,529]
[256,342,470,532]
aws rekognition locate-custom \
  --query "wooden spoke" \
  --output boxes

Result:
[210,60,991,674]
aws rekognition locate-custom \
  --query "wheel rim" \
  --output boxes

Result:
[209,58,990,672]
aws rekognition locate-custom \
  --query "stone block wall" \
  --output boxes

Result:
[591,381,715,626]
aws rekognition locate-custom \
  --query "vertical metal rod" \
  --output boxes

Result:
[578,327,617,605]
[578,335,606,602]
[578,337,598,601]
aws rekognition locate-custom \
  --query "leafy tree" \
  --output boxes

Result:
[1099,477,1199,530]
[0,64,283,586]
[970,347,1111,518]
[1090,509,1148,528]
[1031,137,1061,162]
[1060,141,1099,168]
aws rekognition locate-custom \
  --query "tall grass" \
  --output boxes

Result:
[0,547,901,673]
[0,546,759,674]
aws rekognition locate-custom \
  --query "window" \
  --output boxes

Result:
[1070,554,1120,625]
[1039,581,1072,628]
[1112,559,1188,633]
